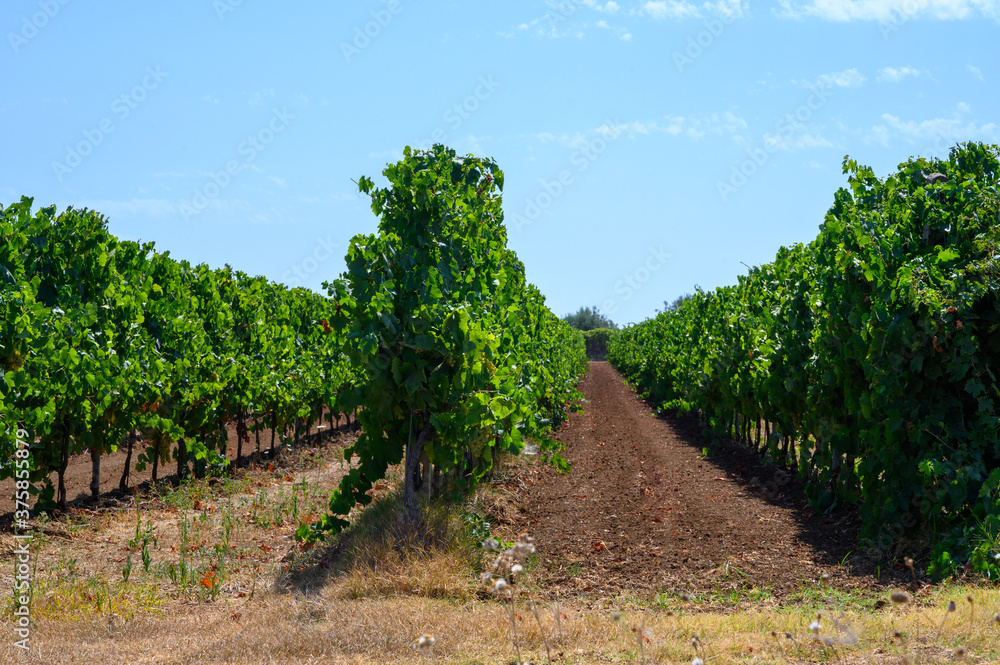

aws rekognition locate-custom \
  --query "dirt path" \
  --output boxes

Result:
[511,362,868,596]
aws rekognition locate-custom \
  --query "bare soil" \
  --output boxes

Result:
[508,361,882,597]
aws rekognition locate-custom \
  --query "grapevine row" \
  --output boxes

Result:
[1,145,587,538]
[0,198,354,508]
[609,142,1000,578]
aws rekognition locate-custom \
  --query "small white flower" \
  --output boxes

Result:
[492,578,508,593]
[692,659,704,665]
[809,621,822,634]
[482,537,499,551]
[480,571,492,584]
[511,564,523,574]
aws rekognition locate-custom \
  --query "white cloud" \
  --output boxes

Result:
[818,68,866,87]
[269,176,287,188]
[202,94,219,104]
[877,66,921,81]
[881,113,996,140]
[246,88,276,107]
[967,64,984,80]
[637,0,745,19]
[795,133,835,148]
[592,111,746,142]
[641,0,702,19]
[582,0,621,11]
[762,130,834,151]
[594,17,633,39]
[706,0,746,17]
[865,104,997,148]
[777,0,1000,21]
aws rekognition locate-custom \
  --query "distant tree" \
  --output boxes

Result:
[663,293,693,313]
[563,306,617,331]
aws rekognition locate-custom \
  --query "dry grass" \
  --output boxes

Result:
[2,582,999,664]
[3,447,999,664]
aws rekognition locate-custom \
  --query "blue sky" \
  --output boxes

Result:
[2,0,997,326]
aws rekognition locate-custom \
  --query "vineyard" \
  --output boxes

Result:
[3,143,1000,664]
[609,141,1000,581]
[0,144,587,530]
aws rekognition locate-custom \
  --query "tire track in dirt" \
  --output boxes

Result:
[512,362,864,596]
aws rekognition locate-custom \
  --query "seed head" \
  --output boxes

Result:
[415,634,435,655]
[480,571,492,585]
[692,659,704,665]
[966,595,973,605]
[893,630,903,639]
[770,630,778,639]
[492,578,508,593]
[904,557,914,568]
[482,537,499,551]
[511,564,523,575]
[890,591,910,605]
[681,593,690,602]
[809,621,822,634]
[993,612,1000,624]
[947,600,957,613]
[511,533,536,560]
[820,573,830,585]
[691,635,699,647]
[954,645,967,659]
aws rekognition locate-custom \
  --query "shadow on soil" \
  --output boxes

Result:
[631,393,912,589]
[0,419,360,531]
